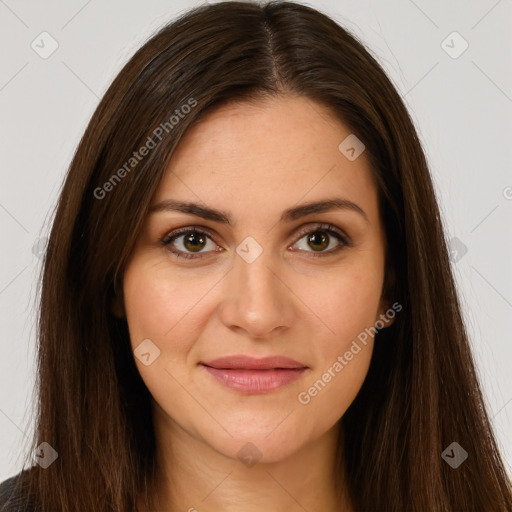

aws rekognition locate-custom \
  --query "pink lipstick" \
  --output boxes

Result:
[200,355,308,394]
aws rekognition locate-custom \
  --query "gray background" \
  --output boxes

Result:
[1,0,511,481]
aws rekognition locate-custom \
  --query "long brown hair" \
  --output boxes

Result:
[10,1,511,510]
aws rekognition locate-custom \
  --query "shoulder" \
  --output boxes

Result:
[0,469,36,511]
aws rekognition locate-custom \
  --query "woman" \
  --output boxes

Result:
[1,1,510,510]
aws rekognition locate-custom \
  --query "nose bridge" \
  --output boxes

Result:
[220,236,293,337]
[235,240,281,311]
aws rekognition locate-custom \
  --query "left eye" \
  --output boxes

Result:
[161,223,350,260]
[290,225,348,257]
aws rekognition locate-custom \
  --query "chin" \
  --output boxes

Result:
[205,427,310,466]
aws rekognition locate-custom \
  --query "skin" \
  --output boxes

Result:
[117,95,394,511]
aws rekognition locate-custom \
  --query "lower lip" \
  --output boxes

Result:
[201,365,307,394]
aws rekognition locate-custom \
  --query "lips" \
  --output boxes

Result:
[200,355,307,370]
[199,355,308,394]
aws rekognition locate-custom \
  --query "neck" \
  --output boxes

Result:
[139,408,353,512]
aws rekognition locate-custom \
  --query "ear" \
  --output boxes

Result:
[376,297,396,328]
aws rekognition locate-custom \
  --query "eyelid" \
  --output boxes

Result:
[160,224,218,244]
[291,222,351,246]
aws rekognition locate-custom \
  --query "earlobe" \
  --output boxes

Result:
[377,299,395,328]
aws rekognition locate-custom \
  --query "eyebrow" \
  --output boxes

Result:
[149,197,369,225]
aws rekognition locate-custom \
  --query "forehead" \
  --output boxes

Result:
[152,95,379,225]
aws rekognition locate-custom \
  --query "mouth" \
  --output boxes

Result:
[199,355,308,394]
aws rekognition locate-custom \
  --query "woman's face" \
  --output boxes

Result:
[121,95,391,463]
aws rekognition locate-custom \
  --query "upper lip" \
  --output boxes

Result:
[200,355,307,370]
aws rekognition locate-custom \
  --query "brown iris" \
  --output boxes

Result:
[307,231,329,251]
[183,232,207,252]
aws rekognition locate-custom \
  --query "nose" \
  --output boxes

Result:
[218,245,295,339]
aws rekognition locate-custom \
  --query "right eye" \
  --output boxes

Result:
[161,227,222,260]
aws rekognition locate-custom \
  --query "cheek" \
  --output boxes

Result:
[121,260,206,423]
[301,258,384,345]
[121,258,236,413]
[296,342,373,439]
[295,274,379,426]
[122,259,215,351]
[292,259,383,419]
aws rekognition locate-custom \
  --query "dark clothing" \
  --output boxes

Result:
[0,470,36,511]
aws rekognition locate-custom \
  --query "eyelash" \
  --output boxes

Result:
[160,223,352,260]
